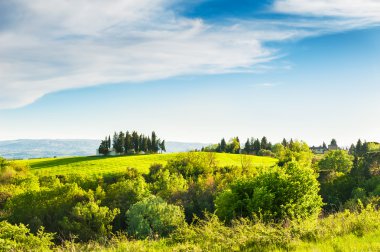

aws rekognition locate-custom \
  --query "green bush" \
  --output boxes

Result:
[215,162,323,222]
[60,201,120,241]
[126,196,186,239]
[104,177,150,230]
[0,221,54,251]
[318,150,353,175]
[5,183,90,233]
[166,152,217,179]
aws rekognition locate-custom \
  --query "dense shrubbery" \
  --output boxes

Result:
[215,161,322,222]
[0,221,53,251]
[0,140,379,251]
[126,196,185,239]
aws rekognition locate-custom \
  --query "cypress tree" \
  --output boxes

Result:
[253,139,261,154]
[220,138,227,153]
[260,136,268,150]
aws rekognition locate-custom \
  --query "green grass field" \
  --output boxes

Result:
[16,152,277,176]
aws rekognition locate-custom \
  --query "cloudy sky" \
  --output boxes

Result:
[0,0,379,146]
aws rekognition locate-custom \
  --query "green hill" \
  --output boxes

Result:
[16,153,277,176]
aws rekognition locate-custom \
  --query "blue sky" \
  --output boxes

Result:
[0,0,379,146]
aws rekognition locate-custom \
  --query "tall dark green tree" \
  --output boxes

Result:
[98,138,110,155]
[282,138,288,147]
[253,139,261,154]
[124,131,133,153]
[356,139,363,156]
[151,131,159,153]
[244,138,251,154]
[160,140,166,153]
[260,137,268,150]
[349,144,356,155]
[220,138,227,153]
[132,131,139,153]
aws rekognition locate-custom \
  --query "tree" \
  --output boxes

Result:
[227,137,240,154]
[98,138,110,155]
[281,138,288,147]
[260,137,268,150]
[160,140,166,153]
[215,162,323,222]
[132,131,139,153]
[126,196,186,239]
[349,144,356,155]
[318,150,354,174]
[151,131,159,153]
[277,141,313,168]
[142,137,149,153]
[113,131,125,154]
[220,138,227,153]
[356,139,363,156]
[330,139,338,149]
[253,139,261,154]
[124,131,133,154]
[244,139,251,154]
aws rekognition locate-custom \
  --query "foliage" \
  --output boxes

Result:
[60,201,120,241]
[277,141,313,168]
[99,130,165,155]
[103,177,150,230]
[318,150,353,174]
[215,162,323,222]
[126,196,186,239]
[0,221,54,251]
[5,183,90,233]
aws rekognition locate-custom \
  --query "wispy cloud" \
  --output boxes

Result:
[0,0,380,109]
[255,83,279,88]
[273,0,380,21]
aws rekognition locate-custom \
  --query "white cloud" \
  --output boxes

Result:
[0,0,281,108]
[273,0,380,21]
[1,0,380,109]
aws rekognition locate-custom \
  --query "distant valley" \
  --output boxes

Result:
[0,139,209,159]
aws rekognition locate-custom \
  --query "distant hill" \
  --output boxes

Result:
[0,139,209,159]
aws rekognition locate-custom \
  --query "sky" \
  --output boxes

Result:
[0,0,379,146]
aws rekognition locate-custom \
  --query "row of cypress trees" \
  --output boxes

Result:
[98,131,165,155]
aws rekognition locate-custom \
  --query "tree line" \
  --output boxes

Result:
[98,131,166,155]
[201,136,279,156]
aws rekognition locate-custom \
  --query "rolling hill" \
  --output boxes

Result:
[15,152,278,176]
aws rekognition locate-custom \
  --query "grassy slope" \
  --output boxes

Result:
[16,153,277,176]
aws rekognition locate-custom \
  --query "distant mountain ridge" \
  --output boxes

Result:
[0,139,209,159]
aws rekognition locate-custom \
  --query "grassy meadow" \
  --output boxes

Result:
[16,152,277,176]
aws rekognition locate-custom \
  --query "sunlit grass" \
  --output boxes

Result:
[16,153,277,176]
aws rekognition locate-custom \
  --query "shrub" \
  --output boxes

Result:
[318,150,354,175]
[126,196,186,239]
[0,221,54,251]
[5,183,90,233]
[166,152,217,179]
[60,201,120,242]
[215,162,323,222]
[103,177,150,230]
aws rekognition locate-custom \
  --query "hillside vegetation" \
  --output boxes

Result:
[1,140,379,251]
[16,152,277,176]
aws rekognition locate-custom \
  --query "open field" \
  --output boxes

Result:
[15,152,278,176]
